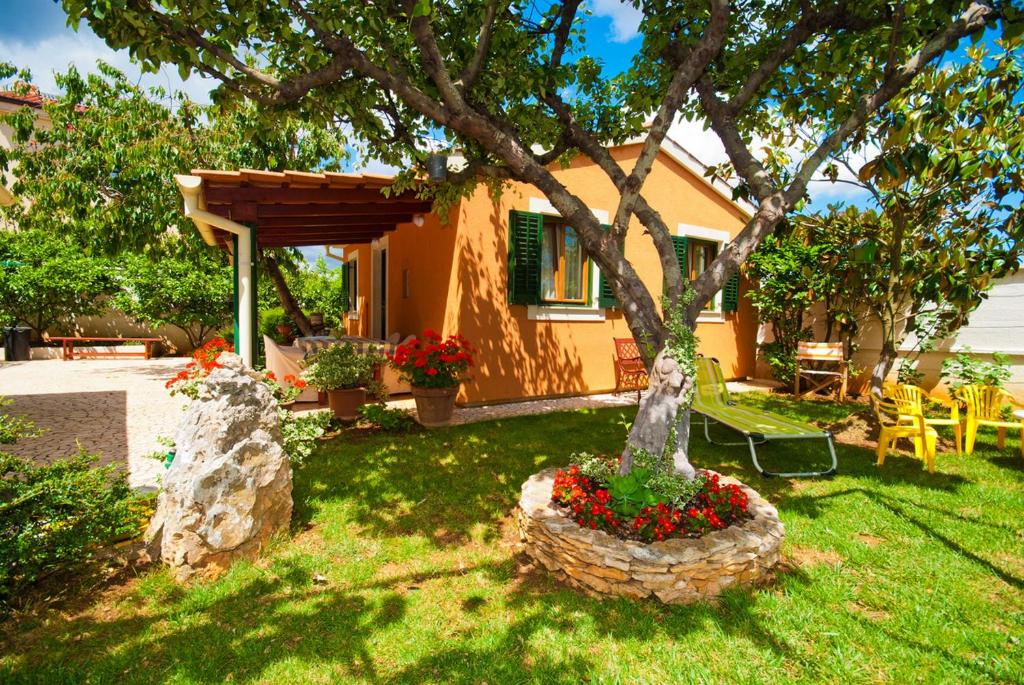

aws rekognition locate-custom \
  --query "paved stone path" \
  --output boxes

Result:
[1,357,778,489]
[0,358,188,489]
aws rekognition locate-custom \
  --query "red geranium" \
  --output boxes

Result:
[551,462,749,543]
[388,330,474,389]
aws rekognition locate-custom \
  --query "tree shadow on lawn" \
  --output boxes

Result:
[294,403,972,553]
[292,407,633,545]
[4,405,1015,683]
[781,487,1024,591]
[1,554,812,685]
[1,557,411,684]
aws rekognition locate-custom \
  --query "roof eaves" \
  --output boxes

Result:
[618,134,755,218]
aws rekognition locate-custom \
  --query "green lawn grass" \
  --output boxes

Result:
[2,394,1022,684]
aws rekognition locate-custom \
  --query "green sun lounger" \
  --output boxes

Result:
[693,357,838,478]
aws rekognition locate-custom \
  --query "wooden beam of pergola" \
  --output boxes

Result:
[204,186,423,206]
[256,201,432,218]
[259,235,386,247]
[257,214,413,228]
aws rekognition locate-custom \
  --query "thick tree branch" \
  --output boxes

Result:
[687,1,998,323]
[728,3,890,112]
[612,0,729,306]
[458,0,502,92]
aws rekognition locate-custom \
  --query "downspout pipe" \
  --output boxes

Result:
[175,174,256,368]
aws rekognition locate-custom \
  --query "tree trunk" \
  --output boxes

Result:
[870,338,898,397]
[619,348,697,480]
[261,251,314,337]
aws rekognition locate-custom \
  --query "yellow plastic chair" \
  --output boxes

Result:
[955,385,1024,457]
[873,396,938,473]
[883,384,962,455]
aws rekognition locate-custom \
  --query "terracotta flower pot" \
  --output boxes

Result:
[275,324,293,338]
[412,385,459,427]
[326,387,367,420]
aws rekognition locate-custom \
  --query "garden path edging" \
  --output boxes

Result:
[516,467,784,604]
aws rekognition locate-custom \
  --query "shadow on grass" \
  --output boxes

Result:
[294,403,976,548]
[782,487,1024,590]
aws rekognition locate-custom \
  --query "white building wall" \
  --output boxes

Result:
[755,272,1024,398]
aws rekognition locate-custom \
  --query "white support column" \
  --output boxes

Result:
[235,229,255,368]
[176,174,256,368]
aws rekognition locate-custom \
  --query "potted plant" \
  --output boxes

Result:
[303,343,380,420]
[261,307,294,344]
[388,330,473,426]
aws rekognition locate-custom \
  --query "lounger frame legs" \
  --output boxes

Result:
[700,414,839,479]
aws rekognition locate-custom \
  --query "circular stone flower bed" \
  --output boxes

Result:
[516,468,784,604]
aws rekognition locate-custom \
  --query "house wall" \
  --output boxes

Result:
[365,143,755,405]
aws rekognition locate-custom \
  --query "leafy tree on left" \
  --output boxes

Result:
[0,62,349,342]
[0,229,112,340]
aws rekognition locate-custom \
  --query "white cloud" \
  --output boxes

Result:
[0,25,217,105]
[666,117,730,167]
[590,0,643,43]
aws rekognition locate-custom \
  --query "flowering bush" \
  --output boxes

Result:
[551,460,749,543]
[165,338,308,403]
[388,329,474,388]
[165,337,234,399]
[262,371,308,404]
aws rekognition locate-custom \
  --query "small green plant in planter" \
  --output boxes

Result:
[303,343,382,420]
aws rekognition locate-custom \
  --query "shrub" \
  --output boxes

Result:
[0,397,41,445]
[759,341,799,385]
[897,358,926,386]
[940,348,1012,390]
[357,403,416,431]
[551,458,748,543]
[388,330,474,388]
[303,343,381,391]
[279,409,331,467]
[0,451,142,608]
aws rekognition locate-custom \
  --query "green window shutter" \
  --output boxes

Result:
[722,272,740,313]
[671,235,688,281]
[597,224,619,309]
[507,210,543,305]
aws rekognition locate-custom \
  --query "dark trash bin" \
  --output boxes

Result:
[3,326,31,361]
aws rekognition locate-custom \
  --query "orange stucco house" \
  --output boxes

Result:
[335,136,758,405]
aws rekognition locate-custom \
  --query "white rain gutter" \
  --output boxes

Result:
[175,174,256,368]
[324,245,345,262]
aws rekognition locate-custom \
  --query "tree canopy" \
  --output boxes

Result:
[57,0,1022,476]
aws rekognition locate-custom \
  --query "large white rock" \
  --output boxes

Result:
[146,353,292,581]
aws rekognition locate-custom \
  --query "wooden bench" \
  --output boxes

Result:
[794,341,848,402]
[45,336,162,361]
[613,338,648,401]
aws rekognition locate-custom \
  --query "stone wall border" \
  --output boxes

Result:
[516,467,784,604]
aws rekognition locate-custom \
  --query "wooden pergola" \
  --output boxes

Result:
[174,169,432,365]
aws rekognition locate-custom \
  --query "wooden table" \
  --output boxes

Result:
[46,336,162,361]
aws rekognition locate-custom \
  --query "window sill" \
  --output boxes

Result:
[696,311,726,324]
[527,304,606,322]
